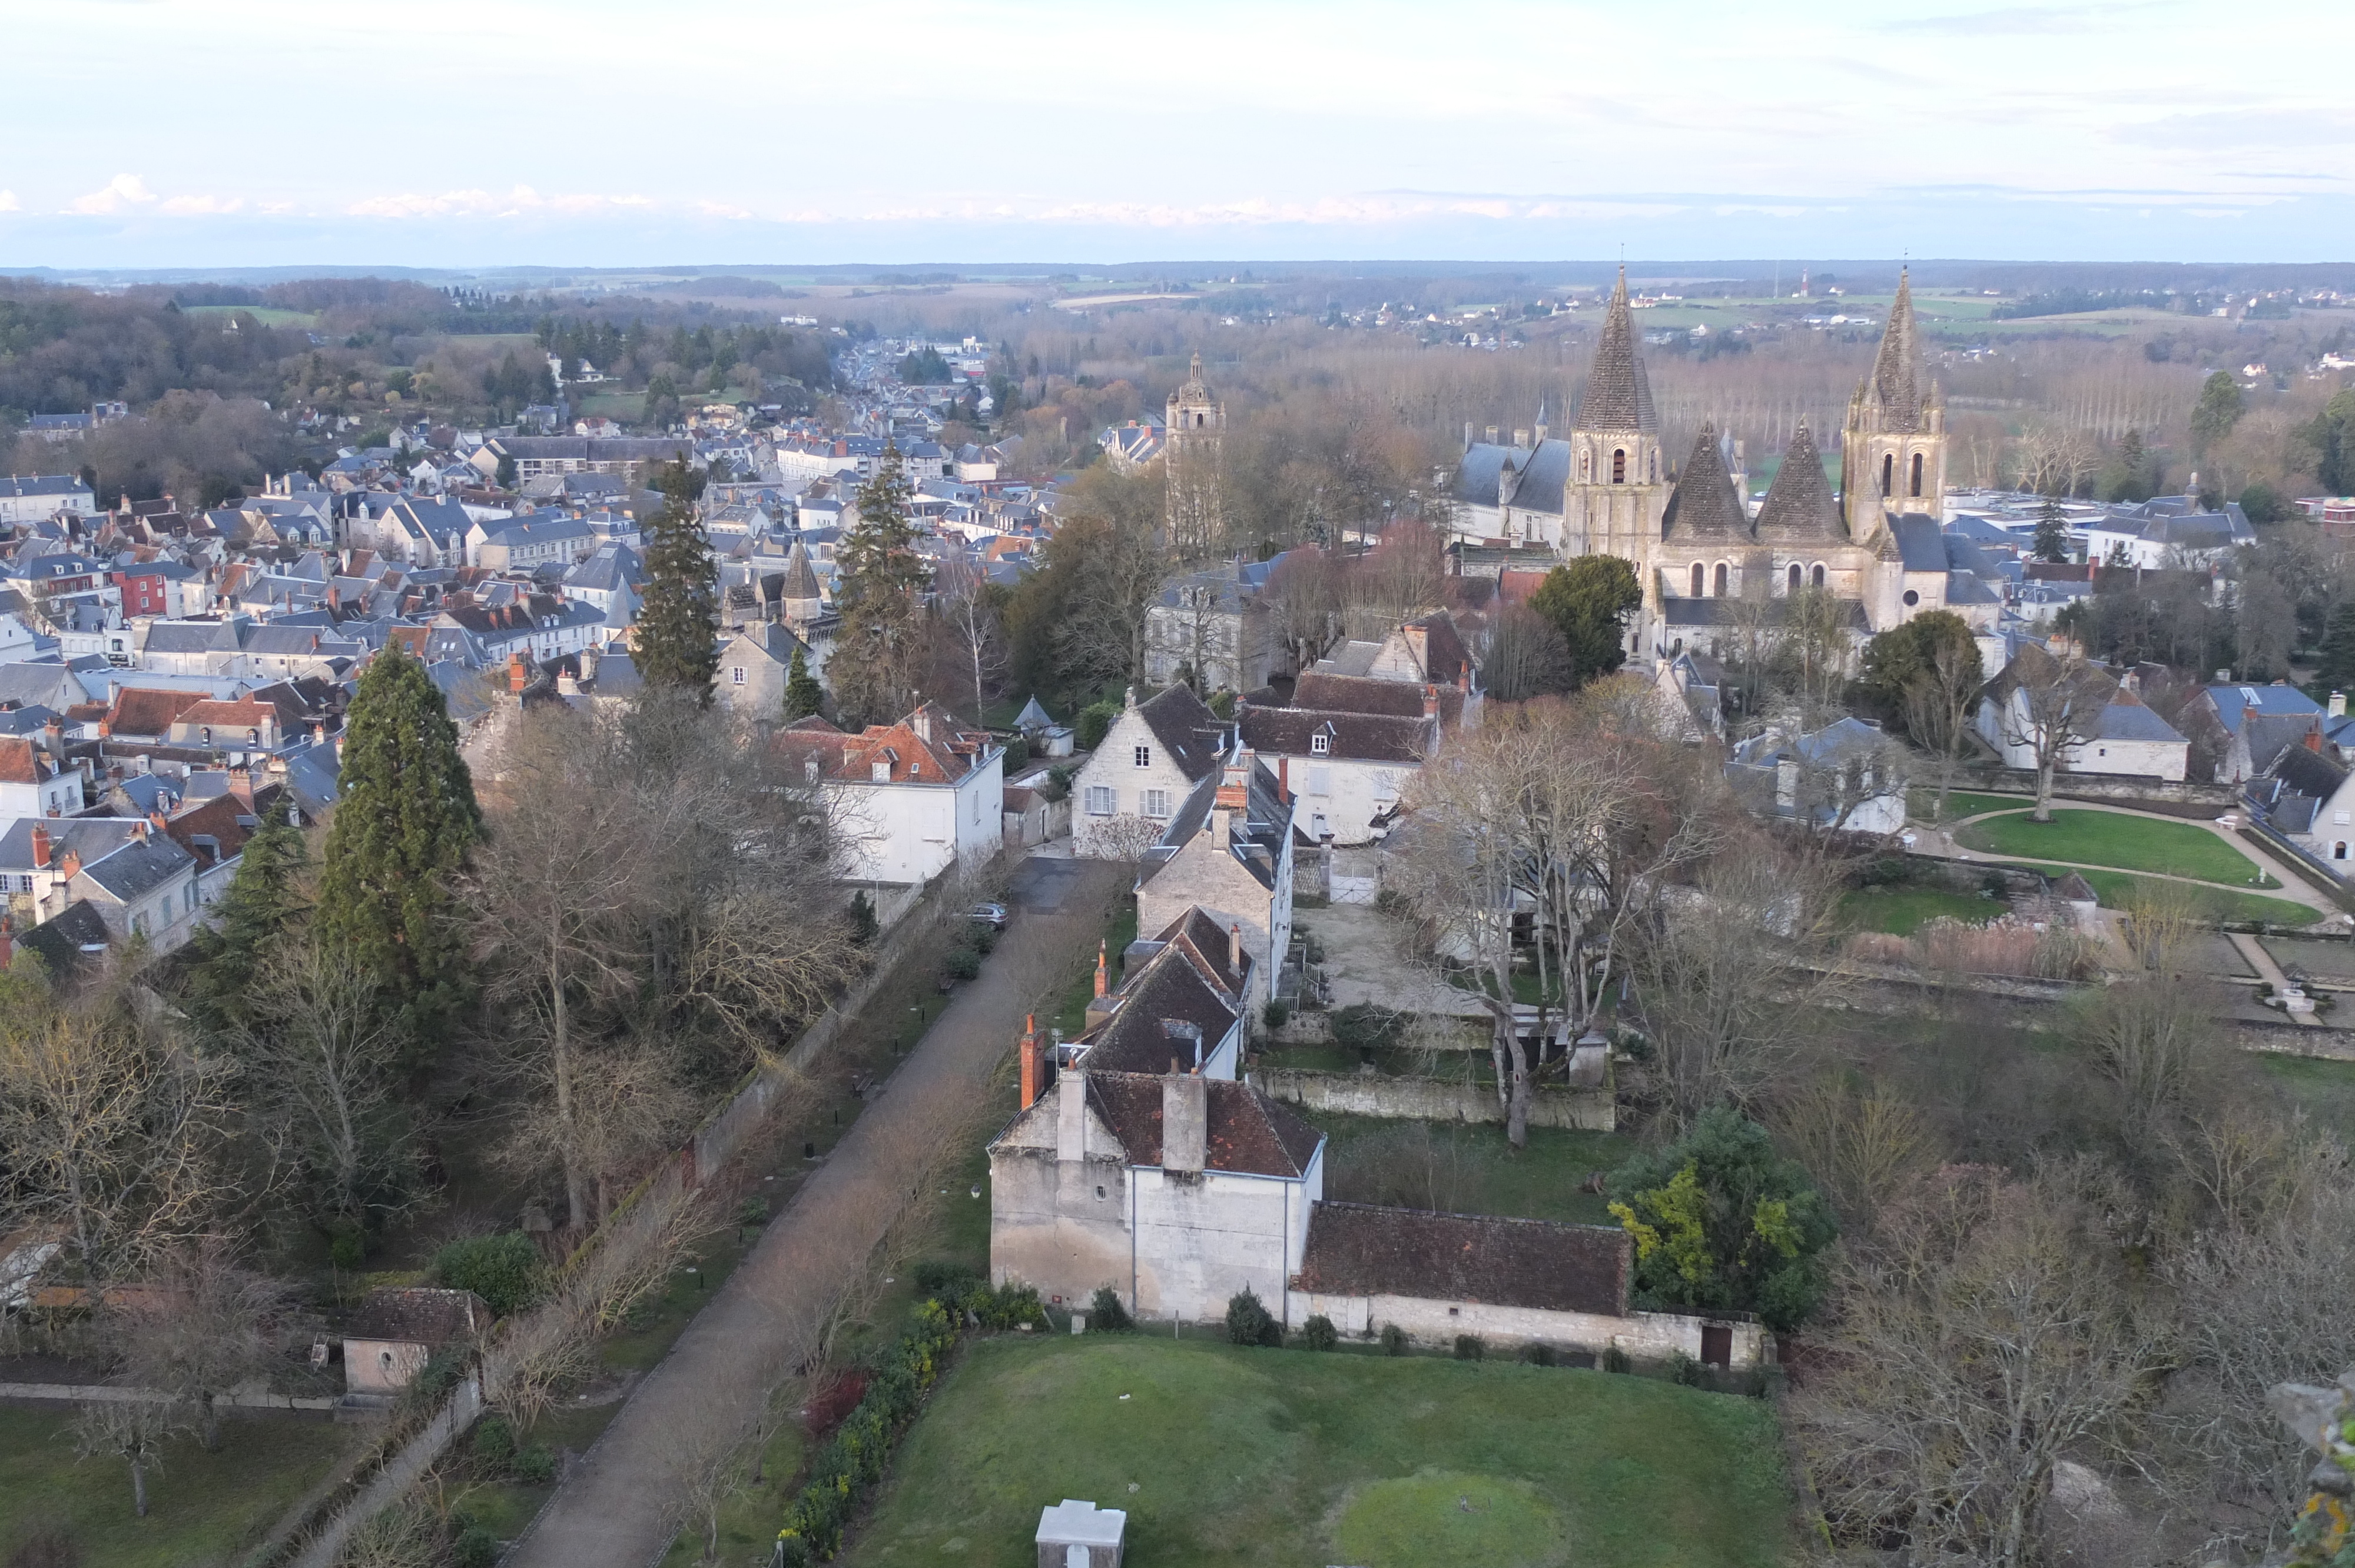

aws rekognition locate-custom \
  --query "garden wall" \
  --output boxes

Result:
[1283,1290,1766,1367]
[1961,768,2237,810]
[1250,1067,1615,1132]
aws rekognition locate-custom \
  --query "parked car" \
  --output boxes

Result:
[963,902,1009,931]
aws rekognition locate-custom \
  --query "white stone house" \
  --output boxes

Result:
[0,818,201,950]
[1727,717,1907,836]
[0,736,84,819]
[2246,741,2355,877]
[771,703,1003,888]
[1133,750,1297,1014]
[1070,685,1229,860]
[1234,700,1435,847]
[1976,649,2190,782]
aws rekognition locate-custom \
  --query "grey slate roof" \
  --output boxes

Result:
[1753,425,1847,544]
[2093,692,2187,744]
[1134,684,1228,783]
[1573,270,1657,434]
[1452,443,1526,509]
[1889,513,1947,571]
[1659,424,1750,541]
[1502,439,1573,515]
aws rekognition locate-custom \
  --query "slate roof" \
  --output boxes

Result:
[2205,683,2323,736]
[2092,690,2187,745]
[1133,684,1228,783]
[1082,1071,1323,1178]
[346,1286,493,1342]
[1659,424,1750,542]
[1573,270,1658,434]
[15,899,113,974]
[1291,1201,1632,1317]
[78,832,196,902]
[1076,941,1243,1075]
[1236,706,1433,765]
[1146,753,1292,891]
[1502,439,1573,515]
[778,539,823,602]
[1863,270,1927,430]
[1889,513,1948,571]
[1752,425,1847,543]
[1453,443,1528,509]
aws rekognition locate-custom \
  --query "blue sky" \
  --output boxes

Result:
[2,0,2347,268]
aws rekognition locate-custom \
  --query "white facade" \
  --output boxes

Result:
[826,749,1004,886]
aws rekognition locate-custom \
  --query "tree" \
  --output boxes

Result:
[115,1242,288,1451]
[1528,556,1642,689]
[1902,629,1985,825]
[317,642,480,1029]
[180,797,308,1031]
[632,461,719,705]
[2191,370,2247,458]
[929,548,1005,722]
[1481,603,1571,701]
[1987,643,2112,822]
[2032,495,2070,563]
[831,447,930,727]
[2314,602,2355,697]
[71,1397,183,1517]
[1606,1106,1837,1332]
[782,644,824,721]
[2300,387,2355,495]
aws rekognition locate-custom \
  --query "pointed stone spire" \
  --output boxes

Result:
[1865,268,1924,430]
[1660,423,1752,540]
[1574,267,1658,434]
[1754,423,1847,541]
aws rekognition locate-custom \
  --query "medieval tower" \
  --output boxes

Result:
[1561,269,1671,562]
[1840,268,1948,544]
[1165,351,1227,558]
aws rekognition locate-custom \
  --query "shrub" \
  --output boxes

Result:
[1454,1334,1485,1361]
[1087,1286,1133,1331]
[1602,1344,1631,1374]
[913,1258,980,1300]
[452,1523,500,1568]
[1225,1288,1281,1347]
[849,889,878,943]
[511,1443,557,1484]
[737,1195,770,1227]
[1667,1350,1704,1387]
[327,1218,366,1271]
[1262,998,1291,1030]
[432,1232,546,1317]
[774,1301,960,1567]
[1003,733,1029,772]
[1299,1314,1338,1352]
[942,948,982,982]
[802,1370,868,1436]
[1074,701,1119,753]
[472,1415,516,1466]
[1380,1323,1408,1356]
[1519,1342,1556,1367]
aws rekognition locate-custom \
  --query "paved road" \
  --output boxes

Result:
[505,856,1122,1568]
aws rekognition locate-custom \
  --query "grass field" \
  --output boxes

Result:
[1835,883,2002,936]
[1997,862,2321,926]
[1909,789,2034,823]
[0,1407,356,1567]
[1959,810,2278,888]
[843,1334,1787,1568]
[1317,1112,1633,1226]
[179,304,320,328]
[2257,1054,2355,1145]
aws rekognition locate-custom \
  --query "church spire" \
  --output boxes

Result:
[1575,267,1657,434]
[1865,268,1923,430]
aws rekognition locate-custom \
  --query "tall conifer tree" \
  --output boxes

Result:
[184,798,309,1031]
[633,460,720,705]
[830,446,929,727]
[783,644,824,720]
[318,643,480,1032]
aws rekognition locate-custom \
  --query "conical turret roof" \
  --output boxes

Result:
[780,537,822,603]
[1753,424,1848,542]
[1573,268,1658,435]
[1660,424,1752,540]
[1863,270,1925,431]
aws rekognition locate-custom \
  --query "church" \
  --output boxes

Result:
[1451,270,1983,656]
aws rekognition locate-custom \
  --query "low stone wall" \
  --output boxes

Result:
[1285,1289,1766,1368]
[1962,768,2238,810]
[1251,1067,1615,1132]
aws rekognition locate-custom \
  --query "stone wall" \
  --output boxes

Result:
[1961,768,2237,809]
[1251,1067,1615,1132]
[1285,1289,1767,1368]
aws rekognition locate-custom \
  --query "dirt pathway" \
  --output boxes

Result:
[503,858,1122,1568]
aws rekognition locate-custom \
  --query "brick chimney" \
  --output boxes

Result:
[509,653,528,693]
[57,847,79,880]
[29,823,51,868]
[1093,939,1109,1000]
[1423,683,1440,717]
[2307,723,2324,755]
[1229,921,1243,975]
[1161,1068,1207,1174]
[1276,755,1288,802]
[227,768,254,809]
[1214,753,1251,813]
[1019,1013,1044,1111]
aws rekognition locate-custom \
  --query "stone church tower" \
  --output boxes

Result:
[1561,269,1670,563]
[1165,351,1227,557]
[1840,269,1948,543]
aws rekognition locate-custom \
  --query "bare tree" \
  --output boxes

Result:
[1770,1072,1941,1233]
[1344,518,1445,634]
[1792,1162,2162,1568]
[114,1241,288,1451]
[929,548,1004,723]
[1259,545,1345,674]
[1988,642,2113,821]
[2076,969,2219,1138]
[1902,629,1986,824]
[71,1397,183,1517]
[1480,603,1570,701]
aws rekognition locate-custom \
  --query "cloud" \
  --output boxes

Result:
[67,173,157,214]
[346,185,652,219]
[1885,2,2174,33]
[0,191,18,212]
[2111,107,2355,151]
[160,193,243,215]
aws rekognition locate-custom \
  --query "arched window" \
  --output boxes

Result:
[1580,450,1591,480]
[1910,451,1925,497]
[1787,563,1802,593]
[1691,562,1706,598]
[1611,448,1626,484]
[1812,563,1826,588]
[1880,453,1895,496]
[1713,562,1729,597]
[1650,450,1659,481]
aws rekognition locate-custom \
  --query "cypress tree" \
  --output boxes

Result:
[2032,497,2070,564]
[183,798,309,1031]
[783,643,824,720]
[830,447,930,727]
[633,460,719,705]
[317,643,480,1033]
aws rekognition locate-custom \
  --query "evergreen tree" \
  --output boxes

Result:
[830,447,930,727]
[633,461,719,706]
[2315,603,2355,697]
[2032,496,2070,563]
[317,644,481,1034]
[2301,388,2355,496]
[1527,556,1641,689]
[183,798,309,1030]
[782,644,824,720]
[2190,370,2245,457]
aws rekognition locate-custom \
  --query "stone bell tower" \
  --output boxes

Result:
[1842,268,1948,543]
[1164,352,1226,559]
[1561,268,1669,565]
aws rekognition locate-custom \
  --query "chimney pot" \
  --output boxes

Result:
[1094,939,1109,999]
[2333,692,2347,720]
[1019,1013,1044,1111]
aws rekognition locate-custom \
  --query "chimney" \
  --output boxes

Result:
[509,653,528,693]
[1019,1013,1044,1111]
[913,706,932,743]
[2308,724,2324,755]
[1094,939,1109,999]
[1214,753,1251,813]
[1485,426,1499,446]
[1277,755,1289,802]
[132,818,147,842]
[30,824,52,868]
[227,768,253,809]
[148,810,167,835]
[1057,1067,1087,1164]
[1229,922,1243,975]
[1463,421,1474,454]
[57,848,79,881]
[1512,428,1530,449]
[1162,1069,1208,1175]
[2333,692,2347,720]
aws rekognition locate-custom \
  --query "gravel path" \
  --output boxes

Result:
[503,858,1123,1568]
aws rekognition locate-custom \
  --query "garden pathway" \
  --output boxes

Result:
[2226,931,2321,1026]
[502,857,1125,1568]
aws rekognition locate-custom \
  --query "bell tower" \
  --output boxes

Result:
[1561,268,1669,563]
[1842,268,1948,543]
[1165,352,1226,558]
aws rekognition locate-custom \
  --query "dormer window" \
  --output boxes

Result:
[871,760,890,783]
[1310,732,1330,755]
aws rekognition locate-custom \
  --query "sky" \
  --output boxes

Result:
[1,0,2349,271]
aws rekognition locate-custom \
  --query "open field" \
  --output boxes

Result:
[0,1407,357,1568]
[1996,862,2321,926]
[843,1334,1787,1568]
[1835,882,2004,936]
[2257,1054,2355,1145]
[179,304,319,327]
[1959,810,2277,887]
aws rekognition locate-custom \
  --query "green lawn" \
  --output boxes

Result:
[843,1335,1787,1568]
[1909,789,2034,824]
[0,1407,356,1567]
[2257,1055,2355,1146]
[179,304,319,327]
[1996,862,2321,926]
[1835,883,2001,936]
[1317,1112,1634,1226]
[1959,810,2278,888]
